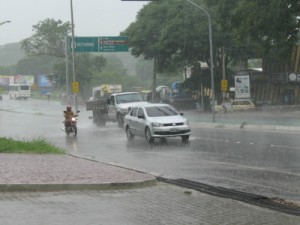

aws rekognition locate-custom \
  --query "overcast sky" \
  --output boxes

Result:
[0,0,147,45]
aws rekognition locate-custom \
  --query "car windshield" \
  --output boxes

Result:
[145,106,179,117]
[116,93,144,103]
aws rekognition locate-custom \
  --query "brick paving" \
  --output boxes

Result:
[0,183,299,225]
[0,154,299,224]
[0,154,155,191]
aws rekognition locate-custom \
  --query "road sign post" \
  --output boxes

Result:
[72,81,79,93]
[221,79,228,92]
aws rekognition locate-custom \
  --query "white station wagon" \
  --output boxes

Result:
[215,99,256,113]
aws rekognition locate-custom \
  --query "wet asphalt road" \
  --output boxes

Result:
[0,96,299,202]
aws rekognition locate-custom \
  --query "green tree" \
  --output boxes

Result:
[204,0,300,61]
[16,55,57,75]
[52,53,106,99]
[21,19,70,57]
[20,18,107,98]
[122,0,234,97]
[0,65,16,75]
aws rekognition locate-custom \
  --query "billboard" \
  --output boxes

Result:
[235,75,250,99]
[38,75,52,87]
[0,75,14,86]
[14,75,34,85]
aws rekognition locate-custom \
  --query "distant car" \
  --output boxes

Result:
[124,103,191,143]
[215,99,256,113]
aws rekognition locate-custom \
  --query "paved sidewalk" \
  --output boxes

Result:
[0,153,299,224]
[0,154,156,191]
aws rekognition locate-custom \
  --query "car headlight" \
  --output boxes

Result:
[183,121,189,125]
[151,122,163,127]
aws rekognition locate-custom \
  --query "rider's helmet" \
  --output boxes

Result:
[66,106,72,111]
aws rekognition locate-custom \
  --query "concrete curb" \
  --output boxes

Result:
[0,179,157,192]
[190,122,300,132]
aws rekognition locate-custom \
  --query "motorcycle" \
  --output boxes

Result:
[63,111,79,137]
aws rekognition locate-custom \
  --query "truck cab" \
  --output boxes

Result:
[107,92,149,127]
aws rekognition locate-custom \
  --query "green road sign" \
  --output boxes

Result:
[70,36,128,53]
[98,36,128,52]
[71,37,98,52]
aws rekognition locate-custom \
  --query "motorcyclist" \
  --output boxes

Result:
[64,106,75,127]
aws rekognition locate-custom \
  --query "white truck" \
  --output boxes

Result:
[86,85,149,127]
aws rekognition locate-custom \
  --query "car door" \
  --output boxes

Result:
[127,107,139,135]
[136,107,146,136]
[232,101,242,111]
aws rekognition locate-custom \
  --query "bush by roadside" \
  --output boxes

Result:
[0,137,65,154]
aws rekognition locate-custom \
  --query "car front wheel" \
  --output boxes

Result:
[117,114,124,128]
[126,126,134,141]
[145,127,154,143]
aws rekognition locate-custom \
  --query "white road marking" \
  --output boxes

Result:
[270,144,300,150]
[192,136,299,151]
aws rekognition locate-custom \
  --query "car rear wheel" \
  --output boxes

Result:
[145,127,154,143]
[126,126,134,141]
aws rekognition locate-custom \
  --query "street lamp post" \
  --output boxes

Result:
[185,0,216,122]
[70,0,78,112]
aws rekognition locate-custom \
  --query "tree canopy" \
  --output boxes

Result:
[21,19,71,57]
[20,18,108,98]
[204,0,300,60]
[122,0,300,98]
[123,0,224,72]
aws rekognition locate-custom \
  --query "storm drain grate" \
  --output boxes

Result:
[157,177,300,217]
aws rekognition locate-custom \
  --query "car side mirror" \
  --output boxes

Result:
[180,112,184,116]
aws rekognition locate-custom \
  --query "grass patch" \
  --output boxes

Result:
[0,137,65,154]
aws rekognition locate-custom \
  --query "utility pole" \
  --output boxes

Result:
[222,47,226,102]
[185,0,215,122]
[70,0,78,112]
[65,36,69,99]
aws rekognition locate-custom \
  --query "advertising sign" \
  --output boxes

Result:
[235,75,250,99]
[38,75,52,87]
[14,75,34,85]
[0,75,14,86]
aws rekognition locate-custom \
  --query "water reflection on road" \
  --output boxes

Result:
[0,97,299,202]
